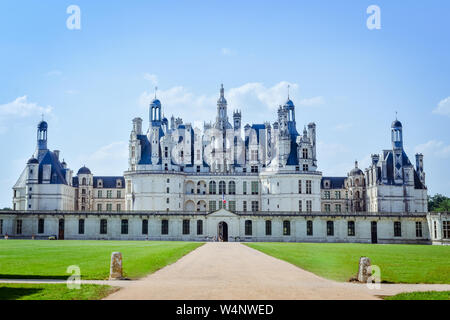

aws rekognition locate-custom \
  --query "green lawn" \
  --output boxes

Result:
[0,240,203,280]
[0,284,117,300]
[246,243,450,284]
[384,291,450,300]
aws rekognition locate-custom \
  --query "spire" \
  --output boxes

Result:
[220,83,224,98]
[288,84,290,100]
[355,160,358,168]
[154,86,158,99]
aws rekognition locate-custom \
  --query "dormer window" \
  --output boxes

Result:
[116,180,122,188]
[324,180,330,189]
[98,179,103,188]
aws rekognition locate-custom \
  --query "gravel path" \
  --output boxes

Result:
[2,243,448,300]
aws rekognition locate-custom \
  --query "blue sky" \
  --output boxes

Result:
[0,0,449,208]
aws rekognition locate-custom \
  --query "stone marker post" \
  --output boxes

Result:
[357,257,371,282]
[110,252,123,280]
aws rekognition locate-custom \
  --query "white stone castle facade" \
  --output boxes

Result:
[2,85,448,244]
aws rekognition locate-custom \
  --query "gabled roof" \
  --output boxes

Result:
[38,150,69,185]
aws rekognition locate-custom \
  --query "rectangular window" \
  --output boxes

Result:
[265,220,272,236]
[121,219,128,235]
[434,221,437,238]
[142,220,148,235]
[197,220,203,235]
[251,150,258,161]
[127,181,132,193]
[324,204,331,213]
[209,201,216,212]
[394,221,402,237]
[324,191,330,199]
[335,191,341,199]
[303,164,309,171]
[307,220,313,236]
[78,219,85,234]
[243,182,247,195]
[243,201,247,212]
[443,221,450,239]
[98,190,102,198]
[38,218,45,234]
[251,165,259,173]
[117,191,121,198]
[302,148,308,159]
[306,180,312,194]
[161,220,169,235]
[97,204,102,212]
[298,180,302,194]
[306,200,312,213]
[229,201,236,212]
[415,221,422,238]
[16,220,22,234]
[348,221,355,236]
[0,219,3,235]
[298,200,302,212]
[283,221,291,236]
[100,219,107,234]
[245,220,252,236]
[335,204,342,213]
[327,221,334,236]
[251,201,259,212]
[182,220,190,235]
[251,181,259,195]
[107,190,112,199]
[106,203,112,211]
[116,204,121,212]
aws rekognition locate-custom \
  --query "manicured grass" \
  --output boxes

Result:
[0,240,203,280]
[246,243,450,284]
[384,291,450,300]
[0,284,117,300]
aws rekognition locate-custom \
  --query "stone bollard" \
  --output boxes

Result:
[109,252,123,280]
[357,257,372,283]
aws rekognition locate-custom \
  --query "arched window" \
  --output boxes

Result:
[283,221,291,236]
[245,220,252,236]
[82,177,86,186]
[228,181,236,195]
[209,181,217,194]
[219,181,226,195]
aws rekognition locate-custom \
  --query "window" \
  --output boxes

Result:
[209,201,216,212]
[302,148,308,159]
[228,181,236,195]
[251,181,259,195]
[306,180,312,194]
[306,200,312,213]
[196,150,200,160]
[16,220,22,234]
[116,204,121,212]
[416,221,422,238]
[82,189,86,195]
[121,219,128,235]
[97,204,102,212]
[251,150,258,161]
[303,164,309,171]
[197,220,203,235]
[117,191,121,198]
[38,218,45,234]
[219,181,226,195]
[324,191,330,199]
[348,221,355,236]
[166,198,170,204]
[335,204,342,213]
[394,221,402,237]
[265,220,272,236]
[327,221,334,236]
[209,181,217,194]
[106,203,112,211]
[182,220,190,235]
[251,201,259,212]
[307,220,313,236]
[78,219,85,234]
[142,220,148,235]
[434,221,437,238]
[243,201,247,212]
[229,201,236,212]
[251,165,259,173]
[443,221,450,239]
[127,180,132,193]
[243,182,247,195]
[298,200,302,212]
[324,204,331,213]
[335,191,341,199]
[161,220,169,235]
[283,221,291,236]
[107,190,112,199]
[166,187,170,193]
[0,219,3,234]
[245,220,252,236]
[298,180,302,194]
[98,190,102,198]
[100,219,107,234]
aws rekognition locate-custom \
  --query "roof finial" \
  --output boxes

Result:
[395,111,398,120]
[288,84,290,99]
[154,86,158,99]
[220,83,224,97]
[41,113,44,121]
[355,160,358,168]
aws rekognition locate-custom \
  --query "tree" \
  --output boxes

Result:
[1,207,12,211]
[428,194,450,212]
[436,199,450,212]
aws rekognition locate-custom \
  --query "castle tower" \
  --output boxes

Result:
[214,84,232,130]
[391,118,404,183]
[35,120,48,158]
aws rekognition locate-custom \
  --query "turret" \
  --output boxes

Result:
[391,119,403,150]
[35,120,48,158]
[233,110,241,130]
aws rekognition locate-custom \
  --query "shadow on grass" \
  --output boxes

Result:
[0,287,43,300]
[0,275,68,280]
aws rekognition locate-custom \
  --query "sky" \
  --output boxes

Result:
[0,0,449,208]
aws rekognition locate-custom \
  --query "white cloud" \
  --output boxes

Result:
[298,96,325,107]
[221,48,236,56]
[433,97,450,117]
[144,73,158,86]
[333,123,353,131]
[45,70,62,77]
[414,140,450,158]
[0,96,53,117]
[65,89,79,95]
[75,141,128,175]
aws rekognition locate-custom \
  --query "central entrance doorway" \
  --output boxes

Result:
[58,219,65,240]
[218,221,228,242]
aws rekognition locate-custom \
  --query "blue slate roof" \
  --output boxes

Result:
[37,150,69,185]
[93,176,125,188]
[321,177,346,189]
[137,134,152,165]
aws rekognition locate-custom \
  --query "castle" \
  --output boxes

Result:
[2,85,447,245]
